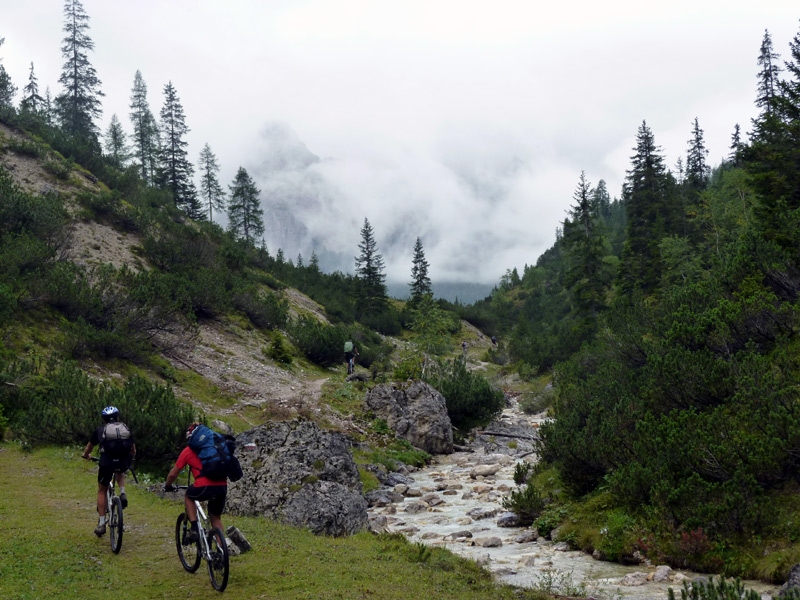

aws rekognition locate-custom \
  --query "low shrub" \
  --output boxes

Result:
[502,482,545,526]
[424,356,504,431]
[266,330,293,365]
[290,316,348,366]
[0,358,194,462]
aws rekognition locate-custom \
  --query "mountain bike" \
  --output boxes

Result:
[173,485,230,592]
[88,456,137,554]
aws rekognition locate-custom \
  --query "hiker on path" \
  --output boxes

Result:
[164,422,228,544]
[82,406,136,536]
[344,340,359,375]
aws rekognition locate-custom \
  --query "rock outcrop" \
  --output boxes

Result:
[364,381,453,454]
[226,419,368,536]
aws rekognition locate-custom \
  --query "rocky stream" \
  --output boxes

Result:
[366,401,781,600]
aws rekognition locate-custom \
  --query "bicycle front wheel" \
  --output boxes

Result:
[206,527,229,592]
[175,513,201,572]
[109,496,123,554]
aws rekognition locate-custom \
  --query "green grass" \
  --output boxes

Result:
[0,443,555,600]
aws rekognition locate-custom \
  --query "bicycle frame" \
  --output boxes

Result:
[174,481,230,592]
[89,456,136,554]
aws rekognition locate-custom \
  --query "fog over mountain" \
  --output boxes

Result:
[249,121,549,288]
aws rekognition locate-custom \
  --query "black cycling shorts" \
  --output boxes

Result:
[186,484,227,517]
[97,456,131,486]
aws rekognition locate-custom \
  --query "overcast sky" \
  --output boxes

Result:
[2,1,799,284]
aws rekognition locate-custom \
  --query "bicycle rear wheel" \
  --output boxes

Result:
[206,527,229,592]
[109,496,123,554]
[175,513,201,572]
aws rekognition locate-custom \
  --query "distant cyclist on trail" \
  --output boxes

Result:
[82,406,135,536]
[344,340,359,375]
[164,422,228,545]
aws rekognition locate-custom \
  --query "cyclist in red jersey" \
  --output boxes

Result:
[164,423,227,545]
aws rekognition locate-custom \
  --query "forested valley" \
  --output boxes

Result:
[3,1,800,593]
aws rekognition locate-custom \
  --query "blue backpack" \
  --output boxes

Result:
[187,425,243,482]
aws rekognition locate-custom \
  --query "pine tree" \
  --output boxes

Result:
[0,64,15,114]
[728,123,743,166]
[745,21,800,256]
[103,114,130,168]
[781,22,800,121]
[197,143,226,223]
[755,29,782,119]
[409,237,432,302]
[157,81,195,210]
[55,0,104,146]
[19,62,44,117]
[43,87,55,126]
[618,121,672,294]
[227,167,264,244]
[685,117,710,193]
[355,218,387,314]
[563,172,607,317]
[129,70,159,184]
[590,179,611,219]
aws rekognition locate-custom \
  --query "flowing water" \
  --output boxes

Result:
[367,405,780,599]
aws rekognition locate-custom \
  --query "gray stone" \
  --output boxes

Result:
[780,563,800,597]
[364,381,453,454]
[497,512,521,527]
[226,419,367,536]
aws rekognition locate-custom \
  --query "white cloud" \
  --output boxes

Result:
[1,0,798,284]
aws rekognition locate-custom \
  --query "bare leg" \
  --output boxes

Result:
[185,494,197,521]
[97,483,109,517]
[209,514,223,531]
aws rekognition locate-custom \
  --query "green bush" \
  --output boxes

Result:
[290,316,349,366]
[424,356,505,431]
[393,354,424,380]
[361,308,402,336]
[501,482,545,526]
[231,285,288,330]
[267,330,293,365]
[667,576,775,600]
[0,358,194,462]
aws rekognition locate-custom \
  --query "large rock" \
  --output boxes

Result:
[364,381,453,454]
[226,419,368,536]
[780,563,800,597]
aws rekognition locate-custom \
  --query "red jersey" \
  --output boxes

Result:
[175,446,227,487]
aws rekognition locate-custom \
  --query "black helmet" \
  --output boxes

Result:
[101,406,120,423]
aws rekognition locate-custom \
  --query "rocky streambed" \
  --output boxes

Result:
[366,404,780,600]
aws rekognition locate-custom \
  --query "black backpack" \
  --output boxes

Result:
[102,421,133,457]
[187,425,243,482]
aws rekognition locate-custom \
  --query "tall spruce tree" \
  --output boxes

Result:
[103,113,130,169]
[55,0,104,147]
[780,21,800,121]
[409,237,432,302]
[685,118,710,192]
[729,123,743,165]
[197,143,226,223]
[355,218,387,314]
[129,70,159,184]
[745,22,800,256]
[157,81,193,205]
[618,121,672,294]
[0,39,16,116]
[0,63,15,114]
[563,172,607,317]
[755,29,782,119]
[19,62,44,117]
[227,167,264,244]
